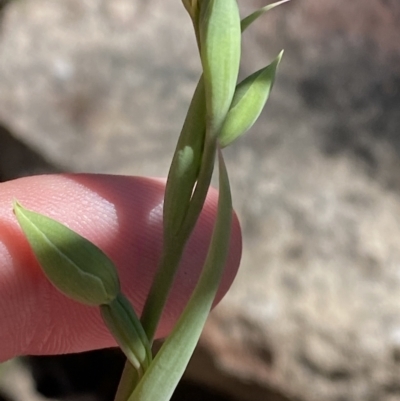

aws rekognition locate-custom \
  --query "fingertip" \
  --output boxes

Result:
[0,174,242,358]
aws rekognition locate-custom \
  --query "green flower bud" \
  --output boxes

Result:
[219,51,283,148]
[100,293,152,378]
[198,0,241,137]
[13,201,120,306]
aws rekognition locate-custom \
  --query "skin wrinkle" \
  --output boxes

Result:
[0,174,242,359]
[24,278,54,357]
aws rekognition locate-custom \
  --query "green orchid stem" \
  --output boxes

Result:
[127,149,232,401]
[141,0,239,357]
[140,0,289,344]
[141,136,216,343]
[115,79,214,401]
[116,245,186,400]
[114,361,140,401]
[117,85,217,401]
[115,75,208,401]
[140,241,185,341]
[115,1,289,398]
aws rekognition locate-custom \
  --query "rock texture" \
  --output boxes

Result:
[0,0,201,176]
[1,1,400,401]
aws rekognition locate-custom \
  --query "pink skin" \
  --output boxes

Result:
[0,174,242,362]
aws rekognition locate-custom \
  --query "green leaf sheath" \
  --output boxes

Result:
[114,361,140,401]
[178,134,216,242]
[219,51,283,148]
[142,78,208,341]
[128,150,233,401]
[162,76,206,243]
[13,201,120,306]
[199,0,241,137]
[241,0,291,32]
[141,137,217,343]
[141,81,216,343]
[140,240,187,342]
[100,294,152,377]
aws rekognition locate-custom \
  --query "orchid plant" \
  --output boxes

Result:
[13,1,288,400]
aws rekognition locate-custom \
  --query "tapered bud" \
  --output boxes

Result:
[199,0,241,136]
[13,201,120,306]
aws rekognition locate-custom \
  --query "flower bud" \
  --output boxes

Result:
[199,0,241,137]
[13,201,120,306]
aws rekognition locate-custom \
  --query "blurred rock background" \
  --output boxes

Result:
[1,0,400,400]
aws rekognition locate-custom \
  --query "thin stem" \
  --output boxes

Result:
[126,150,232,401]
[114,361,139,401]
[140,241,186,341]
[141,131,217,343]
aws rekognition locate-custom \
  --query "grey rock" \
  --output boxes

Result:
[0,0,200,176]
[1,1,400,401]
[188,1,400,401]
